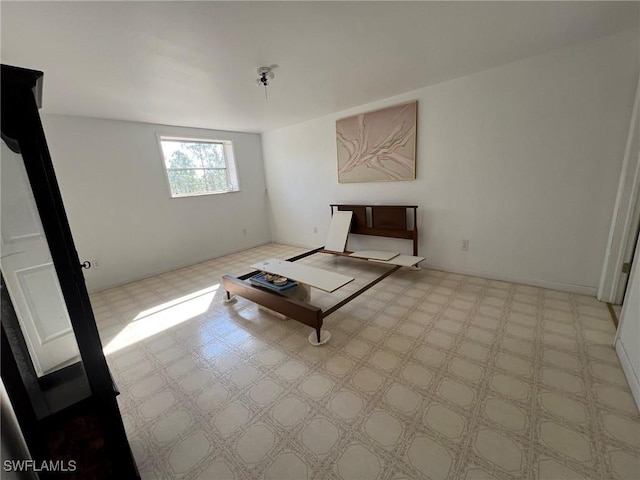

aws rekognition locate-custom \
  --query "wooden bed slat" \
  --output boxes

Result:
[324,211,353,253]
[350,226,413,239]
[369,254,426,267]
[349,250,400,261]
[250,258,354,293]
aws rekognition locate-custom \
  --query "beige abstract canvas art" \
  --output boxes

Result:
[336,101,417,183]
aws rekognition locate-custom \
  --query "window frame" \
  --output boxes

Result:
[156,133,240,198]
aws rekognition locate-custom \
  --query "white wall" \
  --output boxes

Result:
[42,116,271,292]
[615,233,640,411]
[262,29,639,294]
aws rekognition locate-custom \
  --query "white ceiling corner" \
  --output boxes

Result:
[1,1,638,133]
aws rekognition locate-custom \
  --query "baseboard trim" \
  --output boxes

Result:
[606,303,619,328]
[420,262,597,296]
[91,240,274,294]
[615,339,640,414]
[97,239,599,297]
[272,239,321,251]
[271,242,599,296]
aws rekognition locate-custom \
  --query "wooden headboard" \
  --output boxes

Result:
[329,204,418,256]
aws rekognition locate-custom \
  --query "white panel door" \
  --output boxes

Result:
[1,141,80,376]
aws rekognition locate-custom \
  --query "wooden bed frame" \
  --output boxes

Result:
[222,205,419,344]
[329,204,418,256]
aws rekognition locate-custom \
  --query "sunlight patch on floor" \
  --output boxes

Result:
[103,284,219,355]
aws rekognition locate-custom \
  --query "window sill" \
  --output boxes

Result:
[170,189,240,199]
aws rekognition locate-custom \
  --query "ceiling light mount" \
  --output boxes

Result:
[256,66,275,99]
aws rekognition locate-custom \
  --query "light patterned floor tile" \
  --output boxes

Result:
[330,390,364,420]
[272,396,308,426]
[301,417,339,454]
[336,443,381,480]
[407,435,453,480]
[539,422,593,462]
[91,242,640,480]
[474,429,524,473]
[424,404,465,439]
[364,410,403,446]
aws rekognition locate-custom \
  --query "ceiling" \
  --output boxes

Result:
[2,1,638,133]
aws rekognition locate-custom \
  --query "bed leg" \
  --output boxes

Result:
[308,328,331,346]
[410,262,423,271]
[223,291,236,304]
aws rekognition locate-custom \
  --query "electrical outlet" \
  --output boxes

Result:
[242,228,247,236]
[461,240,470,251]
[313,227,318,234]
[92,258,101,269]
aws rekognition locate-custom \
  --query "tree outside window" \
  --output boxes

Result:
[158,137,239,197]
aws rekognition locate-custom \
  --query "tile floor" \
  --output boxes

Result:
[90,243,640,480]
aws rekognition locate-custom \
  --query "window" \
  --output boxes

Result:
[158,135,239,197]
